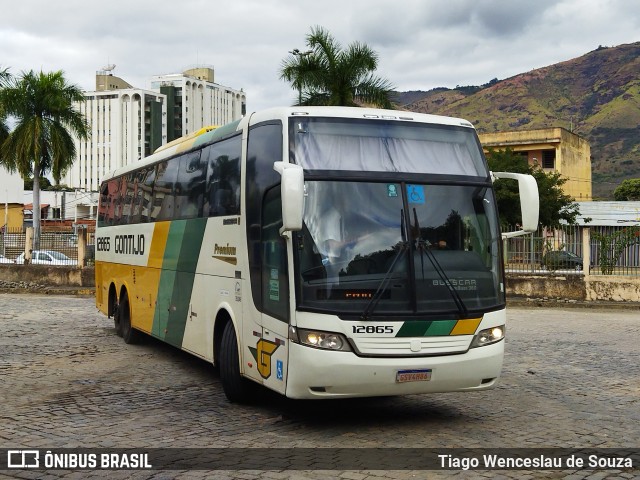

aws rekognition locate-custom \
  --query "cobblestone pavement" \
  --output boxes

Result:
[0,294,638,480]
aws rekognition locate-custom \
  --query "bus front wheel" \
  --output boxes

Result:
[220,321,253,403]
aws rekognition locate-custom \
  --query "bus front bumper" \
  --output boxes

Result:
[285,340,504,399]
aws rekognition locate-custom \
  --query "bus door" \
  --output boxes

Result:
[255,188,290,395]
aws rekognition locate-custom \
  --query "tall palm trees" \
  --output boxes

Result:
[0,68,10,150]
[280,26,394,108]
[0,69,89,247]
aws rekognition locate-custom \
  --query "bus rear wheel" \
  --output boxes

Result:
[119,291,141,345]
[113,303,123,337]
[220,321,254,403]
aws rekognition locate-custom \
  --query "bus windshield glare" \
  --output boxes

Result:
[296,181,502,315]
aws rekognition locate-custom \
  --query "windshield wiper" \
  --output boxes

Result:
[360,210,408,321]
[413,208,468,317]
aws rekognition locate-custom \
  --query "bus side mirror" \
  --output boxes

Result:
[274,162,304,234]
[491,171,539,239]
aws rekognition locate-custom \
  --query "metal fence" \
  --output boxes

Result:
[2,223,638,275]
[589,225,640,276]
[504,225,640,277]
[0,226,95,266]
[1,227,26,262]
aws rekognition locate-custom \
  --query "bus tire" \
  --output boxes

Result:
[220,321,253,403]
[119,291,141,345]
[113,303,123,337]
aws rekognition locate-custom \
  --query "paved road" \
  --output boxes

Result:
[0,294,638,479]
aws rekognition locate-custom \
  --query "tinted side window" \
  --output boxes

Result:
[121,173,136,224]
[114,176,128,225]
[141,165,157,222]
[105,179,119,226]
[175,151,205,219]
[153,159,180,221]
[98,182,109,227]
[204,135,242,217]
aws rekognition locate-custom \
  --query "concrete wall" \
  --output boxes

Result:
[0,265,95,287]
[1,263,638,302]
[507,273,640,302]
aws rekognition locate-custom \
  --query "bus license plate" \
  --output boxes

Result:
[396,369,432,383]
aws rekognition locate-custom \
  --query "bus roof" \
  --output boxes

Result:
[246,106,475,130]
[100,107,475,184]
[101,118,243,182]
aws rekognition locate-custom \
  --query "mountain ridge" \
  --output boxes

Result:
[396,42,640,199]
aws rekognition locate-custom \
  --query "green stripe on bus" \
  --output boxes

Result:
[395,321,432,337]
[163,219,208,347]
[395,320,458,337]
[424,320,457,336]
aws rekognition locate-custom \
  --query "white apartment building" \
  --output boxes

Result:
[150,66,246,143]
[64,70,167,192]
[65,67,246,192]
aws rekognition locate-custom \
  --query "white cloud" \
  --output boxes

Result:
[1,0,638,111]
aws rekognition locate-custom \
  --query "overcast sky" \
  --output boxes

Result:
[1,0,639,112]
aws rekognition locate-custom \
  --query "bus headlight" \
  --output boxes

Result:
[289,326,351,352]
[470,325,505,348]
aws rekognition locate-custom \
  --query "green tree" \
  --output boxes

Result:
[486,148,580,228]
[280,26,394,108]
[613,178,640,201]
[0,70,89,247]
[23,176,52,191]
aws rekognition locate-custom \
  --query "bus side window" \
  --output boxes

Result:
[106,179,119,226]
[98,182,109,227]
[114,177,128,225]
[175,151,205,219]
[153,160,179,221]
[122,173,136,224]
[205,135,241,217]
[142,166,157,222]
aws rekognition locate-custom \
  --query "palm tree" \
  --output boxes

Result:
[0,70,89,248]
[280,26,394,108]
[0,68,11,150]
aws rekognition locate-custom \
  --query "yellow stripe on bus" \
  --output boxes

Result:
[450,318,483,335]
[148,222,171,269]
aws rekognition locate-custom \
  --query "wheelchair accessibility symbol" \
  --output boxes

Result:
[407,185,425,204]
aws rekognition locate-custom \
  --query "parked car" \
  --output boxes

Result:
[15,250,76,266]
[541,251,584,271]
[0,254,14,264]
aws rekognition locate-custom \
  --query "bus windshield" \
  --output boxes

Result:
[295,181,503,315]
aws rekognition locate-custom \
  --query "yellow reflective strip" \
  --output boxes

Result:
[450,318,483,335]
[148,222,170,269]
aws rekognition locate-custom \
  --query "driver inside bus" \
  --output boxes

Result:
[320,205,344,268]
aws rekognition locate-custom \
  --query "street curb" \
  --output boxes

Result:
[0,287,95,296]
[1,289,639,310]
[507,297,640,310]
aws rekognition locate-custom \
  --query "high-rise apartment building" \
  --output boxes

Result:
[150,67,246,143]
[65,70,167,192]
[66,67,246,192]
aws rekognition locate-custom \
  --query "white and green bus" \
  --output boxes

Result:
[95,106,538,401]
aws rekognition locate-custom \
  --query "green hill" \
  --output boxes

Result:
[397,42,640,199]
